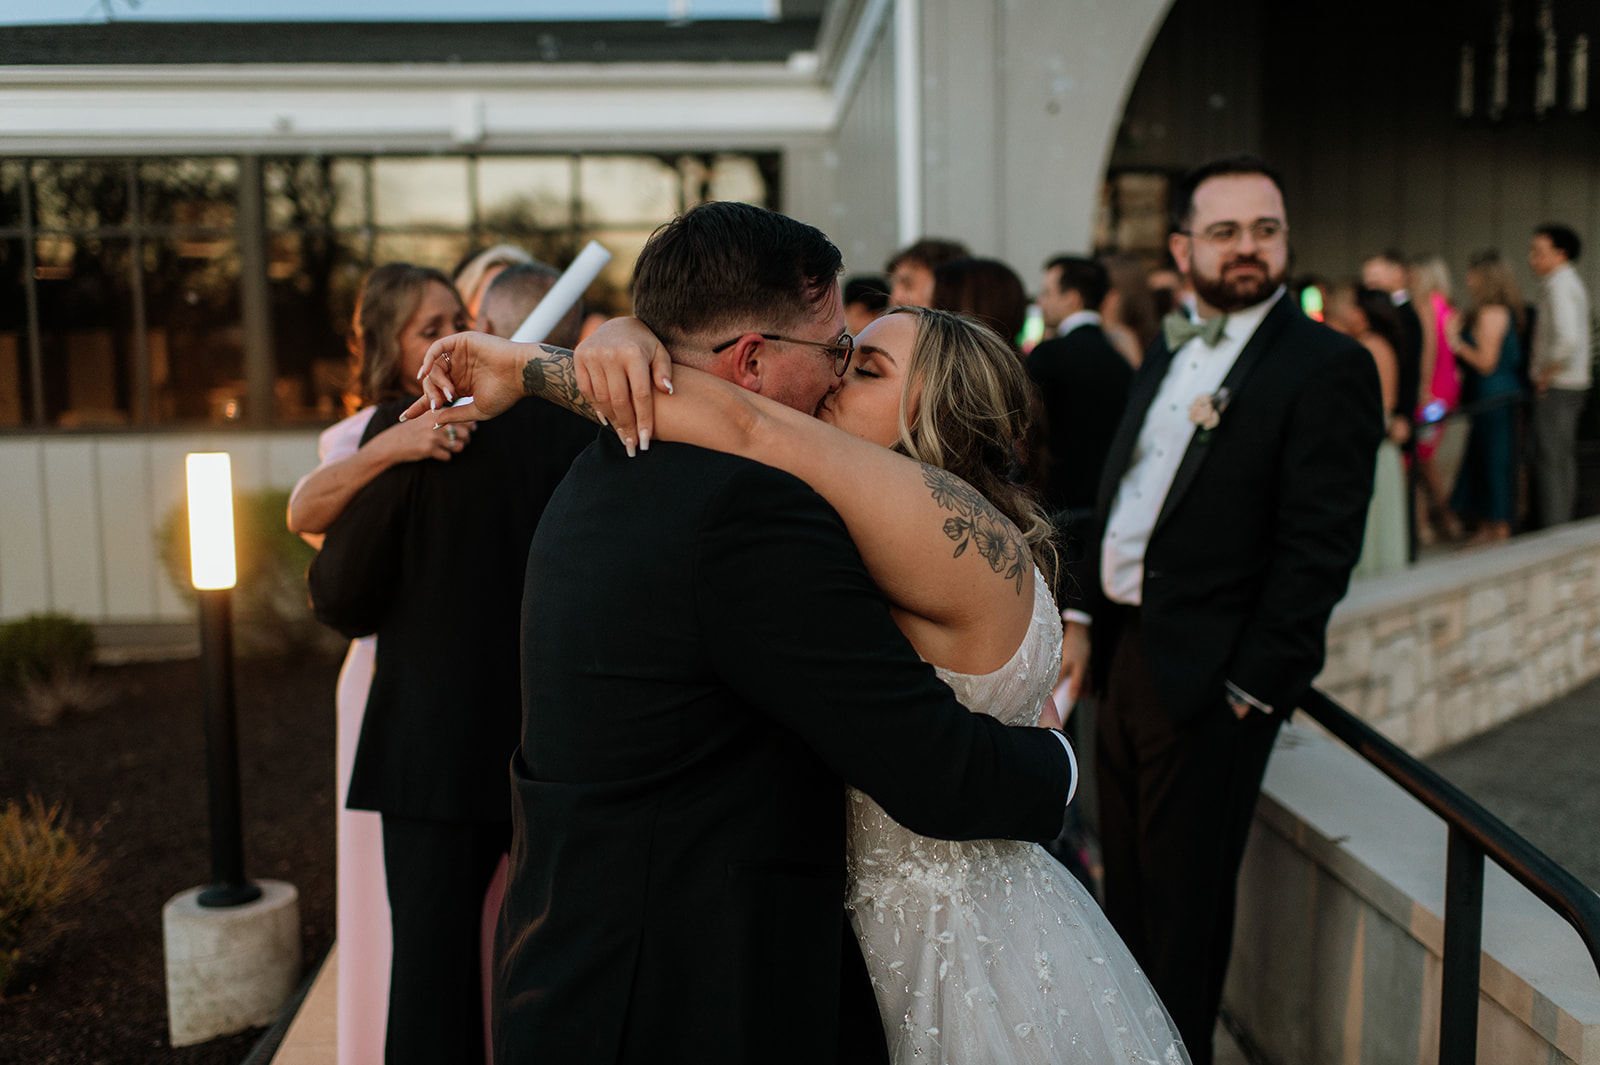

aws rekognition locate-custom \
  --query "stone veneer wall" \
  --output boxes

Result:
[1316,517,1600,757]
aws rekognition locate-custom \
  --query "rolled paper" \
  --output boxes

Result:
[509,240,613,345]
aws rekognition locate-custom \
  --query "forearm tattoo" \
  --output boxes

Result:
[923,465,1029,594]
[521,345,596,421]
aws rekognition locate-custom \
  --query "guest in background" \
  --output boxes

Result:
[478,261,585,349]
[843,274,891,337]
[930,257,1045,490]
[1027,255,1133,518]
[1328,283,1409,577]
[289,265,471,543]
[307,273,596,1063]
[454,244,533,325]
[1527,223,1592,528]
[1409,256,1465,543]
[1100,254,1160,367]
[1147,260,1187,319]
[287,263,473,1064]
[931,257,1028,346]
[1363,250,1424,447]
[885,237,970,307]
[1448,250,1526,544]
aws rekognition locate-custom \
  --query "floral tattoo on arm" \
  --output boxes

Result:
[922,465,1029,594]
[521,345,597,421]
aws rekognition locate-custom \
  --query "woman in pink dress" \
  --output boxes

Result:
[1409,256,1464,542]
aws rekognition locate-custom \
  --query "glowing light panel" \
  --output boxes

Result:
[186,453,237,590]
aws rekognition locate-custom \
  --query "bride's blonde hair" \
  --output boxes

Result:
[886,307,1057,583]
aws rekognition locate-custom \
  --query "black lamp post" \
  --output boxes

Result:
[185,453,261,909]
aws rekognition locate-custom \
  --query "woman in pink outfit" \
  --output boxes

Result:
[1410,256,1464,542]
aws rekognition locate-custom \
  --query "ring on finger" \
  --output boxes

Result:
[446,425,458,445]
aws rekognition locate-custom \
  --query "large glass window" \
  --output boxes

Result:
[0,149,779,431]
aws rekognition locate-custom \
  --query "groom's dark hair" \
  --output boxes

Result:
[631,201,843,349]
[1171,154,1287,234]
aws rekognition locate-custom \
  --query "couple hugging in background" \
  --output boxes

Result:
[390,154,1379,1065]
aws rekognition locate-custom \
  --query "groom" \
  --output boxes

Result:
[476,202,1078,1063]
[1060,155,1381,1065]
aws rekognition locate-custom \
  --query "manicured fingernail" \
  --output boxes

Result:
[597,411,608,427]
[660,377,674,394]
[443,385,454,402]
[398,413,408,422]
[623,436,636,458]
[431,423,440,430]
[430,399,438,411]
[416,366,426,379]
[639,429,651,451]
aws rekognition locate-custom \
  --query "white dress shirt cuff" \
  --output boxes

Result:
[1225,680,1274,715]
[1060,609,1092,627]
[1051,729,1079,808]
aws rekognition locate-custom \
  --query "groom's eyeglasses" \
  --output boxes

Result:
[710,331,854,377]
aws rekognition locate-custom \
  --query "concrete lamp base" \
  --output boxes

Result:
[163,879,302,1048]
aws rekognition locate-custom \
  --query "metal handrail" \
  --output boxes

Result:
[1297,688,1600,1064]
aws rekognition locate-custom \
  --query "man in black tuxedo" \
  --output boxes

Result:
[492,202,1077,1064]
[1060,156,1382,1065]
[1362,250,1424,442]
[308,392,597,1064]
[1027,254,1134,519]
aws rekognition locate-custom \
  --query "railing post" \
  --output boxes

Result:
[1440,824,1484,1064]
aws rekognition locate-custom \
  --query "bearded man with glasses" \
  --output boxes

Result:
[1058,154,1383,1065]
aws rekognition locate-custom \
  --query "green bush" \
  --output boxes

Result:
[0,797,102,999]
[0,614,96,691]
[157,488,335,656]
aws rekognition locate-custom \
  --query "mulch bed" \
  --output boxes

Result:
[0,652,341,1065]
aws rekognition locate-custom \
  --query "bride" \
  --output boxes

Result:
[408,306,1187,1065]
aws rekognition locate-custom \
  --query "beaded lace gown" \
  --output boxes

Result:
[845,567,1190,1065]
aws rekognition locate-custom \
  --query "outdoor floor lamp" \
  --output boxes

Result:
[185,452,260,908]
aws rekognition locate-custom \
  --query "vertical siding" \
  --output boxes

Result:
[0,441,51,618]
[0,429,323,624]
[920,0,1003,249]
[41,441,104,618]
[97,440,159,621]
[826,8,902,276]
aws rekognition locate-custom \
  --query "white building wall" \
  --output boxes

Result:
[0,431,319,624]
[915,0,1174,271]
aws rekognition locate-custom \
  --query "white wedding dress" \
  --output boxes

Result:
[846,567,1190,1065]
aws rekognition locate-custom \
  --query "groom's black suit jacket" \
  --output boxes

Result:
[1066,295,1383,723]
[496,435,1076,1065]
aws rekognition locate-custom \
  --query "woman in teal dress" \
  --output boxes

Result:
[1448,250,1525,543]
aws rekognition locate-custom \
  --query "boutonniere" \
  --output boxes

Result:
[1188,386,1233,442]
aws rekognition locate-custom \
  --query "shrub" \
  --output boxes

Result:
[157,488,338,656]
[0,797,103,1000]
[0,614,96,691]
[14,671,116,728]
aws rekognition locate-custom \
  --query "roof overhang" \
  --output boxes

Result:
[0,4,897,155]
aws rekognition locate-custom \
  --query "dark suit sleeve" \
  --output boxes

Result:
[695,464,1074,844]
[306,462,415,639]
[1226,343,1383,711]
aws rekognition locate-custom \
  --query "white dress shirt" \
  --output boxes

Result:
[1101,287,1286,606]
[1056,309,1103,337]
[1531,263,1592,390]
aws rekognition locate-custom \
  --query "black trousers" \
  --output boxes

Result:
[1095,618,1281,1065]
[381,814,510,1065]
